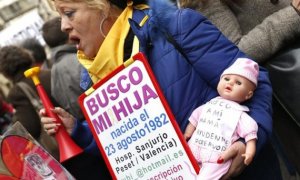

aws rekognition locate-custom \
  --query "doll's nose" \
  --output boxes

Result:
[227,80,234,85]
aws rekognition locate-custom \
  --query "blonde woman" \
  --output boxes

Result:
[41,0,273,179]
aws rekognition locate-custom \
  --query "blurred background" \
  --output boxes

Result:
[0,0,57,97]
[0,0,57,46]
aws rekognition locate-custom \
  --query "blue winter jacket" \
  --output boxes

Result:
[72,0,272,159]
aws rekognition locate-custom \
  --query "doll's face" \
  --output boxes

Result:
[217,74,256,103]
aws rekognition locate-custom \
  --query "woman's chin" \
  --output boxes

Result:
[84,51,96,59]
[79,45,98,58]
[76,44,80,50]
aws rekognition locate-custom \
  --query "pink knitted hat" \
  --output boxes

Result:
[221,58,259,86]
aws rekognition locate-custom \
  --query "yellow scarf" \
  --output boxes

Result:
[77,2,149,84]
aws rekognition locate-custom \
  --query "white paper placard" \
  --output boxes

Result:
[79,53,199,179]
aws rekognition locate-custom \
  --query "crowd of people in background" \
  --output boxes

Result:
[0,0,299,179]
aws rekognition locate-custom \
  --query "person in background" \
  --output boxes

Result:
[0,95,14,135]
[178,0,300,64]
[40,0,273,179]
[21,38,52,69]
[41,16,84,119]
[0,45,59,159]
[184,58,259,179]
[0,74,12,100]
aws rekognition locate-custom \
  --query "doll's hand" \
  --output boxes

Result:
[242,153,254,166]
[183,134,191,141]
[220,141,246,180]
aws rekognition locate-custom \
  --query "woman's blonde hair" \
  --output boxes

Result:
[48,0,111,16]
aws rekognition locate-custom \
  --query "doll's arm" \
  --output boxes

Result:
[184,123,196,141]
[242,139,256,165]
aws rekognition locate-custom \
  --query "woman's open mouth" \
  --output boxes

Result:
[69,36,81,50]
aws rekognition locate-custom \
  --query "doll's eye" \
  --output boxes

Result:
[236,81,242,85]
[224,77,230,81]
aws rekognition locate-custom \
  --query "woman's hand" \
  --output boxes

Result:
[40,107,76,135]
[220,141,247,180]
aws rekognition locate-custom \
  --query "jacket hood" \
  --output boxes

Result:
[50,44,77,63]
[147,0,179,41]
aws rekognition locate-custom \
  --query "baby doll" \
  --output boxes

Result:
[184,58,259,180]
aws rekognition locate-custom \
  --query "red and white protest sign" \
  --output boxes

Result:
[79,53,199,180]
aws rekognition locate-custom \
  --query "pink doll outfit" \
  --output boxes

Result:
[188,96,258,180]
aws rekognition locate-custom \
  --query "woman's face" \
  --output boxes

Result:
[55,1,104,58]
